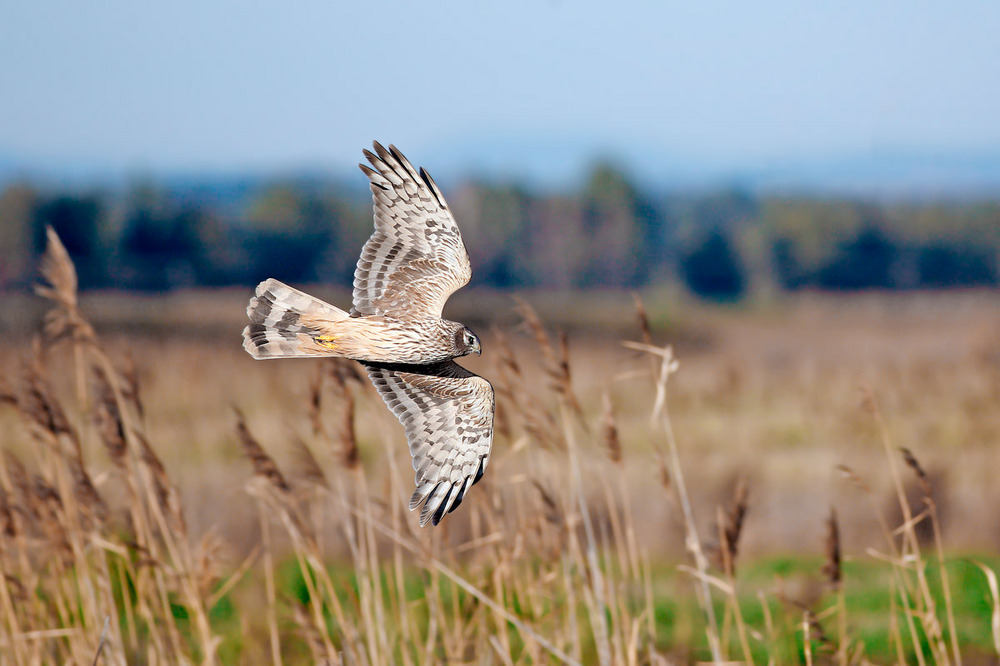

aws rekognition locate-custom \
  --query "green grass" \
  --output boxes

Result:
[184,553,1000,664]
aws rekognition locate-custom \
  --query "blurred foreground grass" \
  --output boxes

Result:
[0,230,998,663]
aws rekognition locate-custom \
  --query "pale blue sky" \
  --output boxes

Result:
[2,1,999,182]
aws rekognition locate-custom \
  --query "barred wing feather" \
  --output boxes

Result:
[364,360,494,526]
[354,142,472,319]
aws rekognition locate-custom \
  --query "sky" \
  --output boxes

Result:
[2,1,999,187]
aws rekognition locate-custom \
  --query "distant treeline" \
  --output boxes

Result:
[1,164,998,299]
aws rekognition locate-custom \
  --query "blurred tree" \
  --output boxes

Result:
[0,184,37,288]
[581,162,642,287]
[890,201,1000,288]
[243,184,335,283]
[918,243,997,287]
[633,194,670,285]
[33,194,105,288]
[680,229,745,300]
[736,223,780,297]
[10,173,1000,298]
[771,236,803,289]
[247,185,309,232]
[525,194,587,288]
[314,193,371,285]
[760,198,865,287]
[817,224,896,290]
[176,207,238,287]
[117,185,201,290]
[452,183,531,288]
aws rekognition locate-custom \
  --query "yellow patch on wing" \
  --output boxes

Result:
[315,334,341,351]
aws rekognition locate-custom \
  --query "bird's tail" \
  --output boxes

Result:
[243,278,351,359]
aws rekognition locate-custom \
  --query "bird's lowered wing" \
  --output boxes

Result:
[364,360,494,526]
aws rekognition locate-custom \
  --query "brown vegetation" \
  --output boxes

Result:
[0,230,998,663]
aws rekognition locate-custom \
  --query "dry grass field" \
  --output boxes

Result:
[1,232,999,663]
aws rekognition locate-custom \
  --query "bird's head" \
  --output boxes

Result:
[453,325,482,357]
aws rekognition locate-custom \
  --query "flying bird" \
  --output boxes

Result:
[243,142,494,527]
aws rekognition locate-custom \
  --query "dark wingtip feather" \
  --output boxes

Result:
[449,482,469,514]
[359,163,388,190]
[419,167,446,207]
[362,148,380,168]
[372,141,394,166]
[387,144,419,178]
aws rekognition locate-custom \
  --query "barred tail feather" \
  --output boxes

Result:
[243,278,350,359]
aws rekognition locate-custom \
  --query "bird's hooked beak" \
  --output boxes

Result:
[473,339,482,356]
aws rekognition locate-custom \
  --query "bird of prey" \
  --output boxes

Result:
[243,142,494,527]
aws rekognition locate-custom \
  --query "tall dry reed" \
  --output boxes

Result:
[0,229,996,664]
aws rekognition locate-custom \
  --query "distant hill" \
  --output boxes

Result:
[735,150,1000,199]
[3,143,1000,200]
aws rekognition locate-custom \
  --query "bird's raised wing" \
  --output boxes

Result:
[353,142,472,320]
[364,360,494,526]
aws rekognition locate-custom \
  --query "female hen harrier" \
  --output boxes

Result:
[243,142,493,527]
